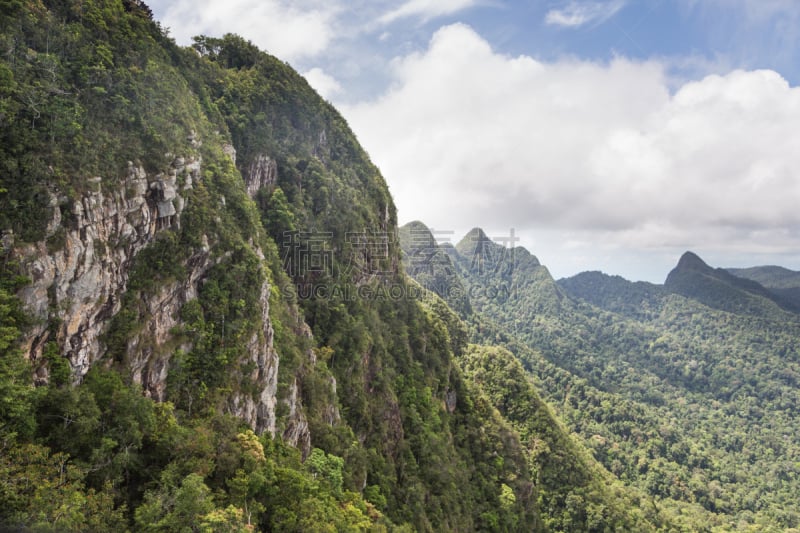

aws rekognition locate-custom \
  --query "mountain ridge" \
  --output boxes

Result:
[0,5,545,530]
[728,264,800,310]
[2,2,798,530]
[666,250,800,315]
[403,228,800,530]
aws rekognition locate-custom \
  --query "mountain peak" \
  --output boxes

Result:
[399,221,435,248]
[403,220,431,232]
[675,251,711,272]
[455,227,492,257]
[665,251,800,316]
[463,227,490,242]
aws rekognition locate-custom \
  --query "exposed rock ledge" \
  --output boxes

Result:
[10,153,320,443]
[13,157,200,383]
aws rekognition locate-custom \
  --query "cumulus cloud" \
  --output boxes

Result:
[154,0,337,62]
[379,0,479,25]
[303,67,343,100]
[342,24,800,277]
[545,0,626,28]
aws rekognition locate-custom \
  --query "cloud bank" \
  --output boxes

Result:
[343,24,800,274]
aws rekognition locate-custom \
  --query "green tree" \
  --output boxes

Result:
[263,186,296,243]
[135,472,217,532]
[0,285,34,440]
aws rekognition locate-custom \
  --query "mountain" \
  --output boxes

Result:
[403,229,800,530]
[0,3,552,530]
[401,223,666,530]
[398,221,471,316]
[728,265,800,310]
[728,265,800,288]
[2,2,796,531]
[665,251,800,315]
[557,271,665,320]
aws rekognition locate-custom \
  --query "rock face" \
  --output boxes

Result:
[283,378,311,458]
[16,163,158,383]
[127,250,214,402]
[11,150,334,442]
[244,154,277,198]
[12,157,199,385]
[228,280,280,435]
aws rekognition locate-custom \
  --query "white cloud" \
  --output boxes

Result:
[154,0,338,62]
[379,0,479,25]
[303,67,343,100]
[545,0,626,28]
[342,24,800,278]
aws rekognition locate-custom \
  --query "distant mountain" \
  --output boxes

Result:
[664,251,800,315]
[558,270,665,319]
[451,227,565,317]
[399,222,669,530]
[398,221,471,315]
[728,265,800,310]
[406,234,800,530]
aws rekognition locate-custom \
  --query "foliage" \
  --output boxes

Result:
[460,344,659,531]
[7,1,776,531]
[0,2,550,530]
[0,262,35,441]
[429,227,800,531]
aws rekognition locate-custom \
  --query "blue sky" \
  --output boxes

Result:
[147,0,800,282]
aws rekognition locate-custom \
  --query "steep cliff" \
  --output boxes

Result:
[0,1,540,530]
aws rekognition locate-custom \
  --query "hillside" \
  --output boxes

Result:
[728,265,800,310]
[401,223,800,531]
[400,224,666,529]
[0,2,549,530]
[3,2,797,531]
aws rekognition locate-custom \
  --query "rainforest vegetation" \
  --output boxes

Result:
[1,1,799,531]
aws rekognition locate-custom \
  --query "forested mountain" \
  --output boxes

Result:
[400,222,800,531]
[665,252,800,315]
[2,2,797,531]
[0,1,529,530]
[728,265,800,311]
[0,1,671,531]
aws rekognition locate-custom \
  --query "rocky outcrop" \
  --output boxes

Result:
[151,155,201,229]
[322,376,341,425]
[17,164,152,383]
[11,150,332,441]
[283,378,311,458]
[445,389,457,413]
[127,250,213,401]
[222,143,236,165]
[14,157,199,384]
[228,280,280,435]
[125,260,283,435]
[244,154,277,198]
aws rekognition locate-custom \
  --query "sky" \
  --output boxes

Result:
[147,0,800,282]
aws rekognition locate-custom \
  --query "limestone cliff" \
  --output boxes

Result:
[9,149,313,443]
[15,161,162,382]
[0,7,545,528]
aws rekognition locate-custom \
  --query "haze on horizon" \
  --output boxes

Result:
[148,0,800,282]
